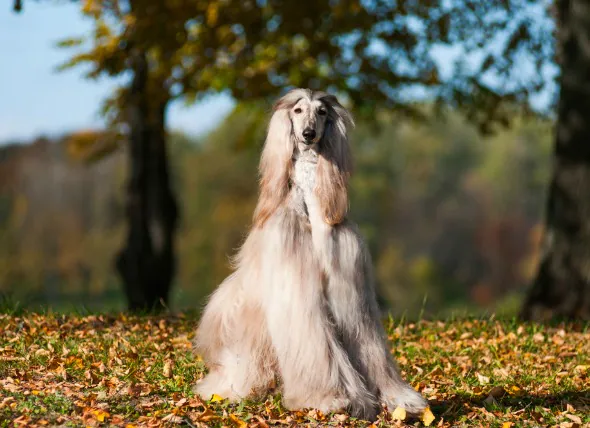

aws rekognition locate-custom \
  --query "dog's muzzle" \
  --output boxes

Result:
[302,128,316,144]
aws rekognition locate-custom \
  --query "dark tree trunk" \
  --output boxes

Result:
[116,50,178,312]
[521,0,590,321]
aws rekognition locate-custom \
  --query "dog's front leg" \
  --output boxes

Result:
[260,215,377,420]
[285,198,377,420]
[320,224,429,417]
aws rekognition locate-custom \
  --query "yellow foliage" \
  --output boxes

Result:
[66,130,121,163]
[209,394,224,403]
[206,2,218,26]
[81,0,100,17]
[391,407,407,421]
[422,407,436,426]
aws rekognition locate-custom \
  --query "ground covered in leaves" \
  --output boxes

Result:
[0,313,589,427]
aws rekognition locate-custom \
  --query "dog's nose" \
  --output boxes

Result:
[302,128,316,143]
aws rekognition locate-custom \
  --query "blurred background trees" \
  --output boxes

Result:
[6,0,590,320]
[0,111,552,317]
[21,0,553,312]
[520,0,590,321]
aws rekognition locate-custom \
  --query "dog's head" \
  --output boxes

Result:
[253,88,354,228]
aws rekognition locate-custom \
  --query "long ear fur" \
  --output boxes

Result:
[315,98,354,226]
[252,108,294,228]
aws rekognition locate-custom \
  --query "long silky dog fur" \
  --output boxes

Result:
[193,88,428,420]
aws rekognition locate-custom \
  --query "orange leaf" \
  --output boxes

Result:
[198,407,220,422]
[92,409,110,422]
[229,414,248,427]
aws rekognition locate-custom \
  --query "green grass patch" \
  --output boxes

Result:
[0,313,588,427]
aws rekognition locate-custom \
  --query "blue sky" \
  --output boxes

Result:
[0,2,235,143]
[0,2,555,144]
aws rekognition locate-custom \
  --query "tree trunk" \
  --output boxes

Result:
[115,50,178,312]
[521,0,590,321]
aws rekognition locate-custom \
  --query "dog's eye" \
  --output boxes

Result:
[318,109,327,116]
[294,108,302,114]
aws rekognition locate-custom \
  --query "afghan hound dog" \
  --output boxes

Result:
[193,88,428,420]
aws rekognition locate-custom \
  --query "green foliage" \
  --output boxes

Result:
[51,0,554,129]
[171,107,553,316]
[0,138,126,311]
[0,108,552,315]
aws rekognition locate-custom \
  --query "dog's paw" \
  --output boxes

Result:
[317,396,350,414]
[382,386,428,416]
[346,390,379,421]
[283,394,350,416]
[349,401,379,422]
[193,376,231,401]
[192,381,215,400]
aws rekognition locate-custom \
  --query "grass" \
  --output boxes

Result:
[0,312,589,427]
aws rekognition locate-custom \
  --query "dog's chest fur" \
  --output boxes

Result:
[291,149,318,219]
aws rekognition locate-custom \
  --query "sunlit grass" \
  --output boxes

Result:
[1,312,588,427]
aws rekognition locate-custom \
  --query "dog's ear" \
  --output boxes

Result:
[315,100,354,226]
[253,107,294,228]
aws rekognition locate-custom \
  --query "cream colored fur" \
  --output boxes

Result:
[193,89,428,420]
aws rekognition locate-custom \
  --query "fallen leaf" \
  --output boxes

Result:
[422,407,435,426]
[209,393,224,403]
[198,407,220,422]
[476,372,490,385]
[229,413,248,427]
[488,386,506,398]
[92,409,110,422]
[391,406,407,421]
[483,394,498,407]
[552,334,565,345]
[502,422,513,428]
[162,413,183,423]
[334,413,349,422]
[307,409,325,420]
[566,414,582,424]
[163,360,173,378]
[508,385,522,395]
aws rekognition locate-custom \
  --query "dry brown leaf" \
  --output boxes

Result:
[566,414,582,424]
[488,386,506,398]
[162,413,184,424]
[198,407,220,422]
[163,360,173,378]
[552,334,565,345]
[334,413,349,422]
[476,372,490,385]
